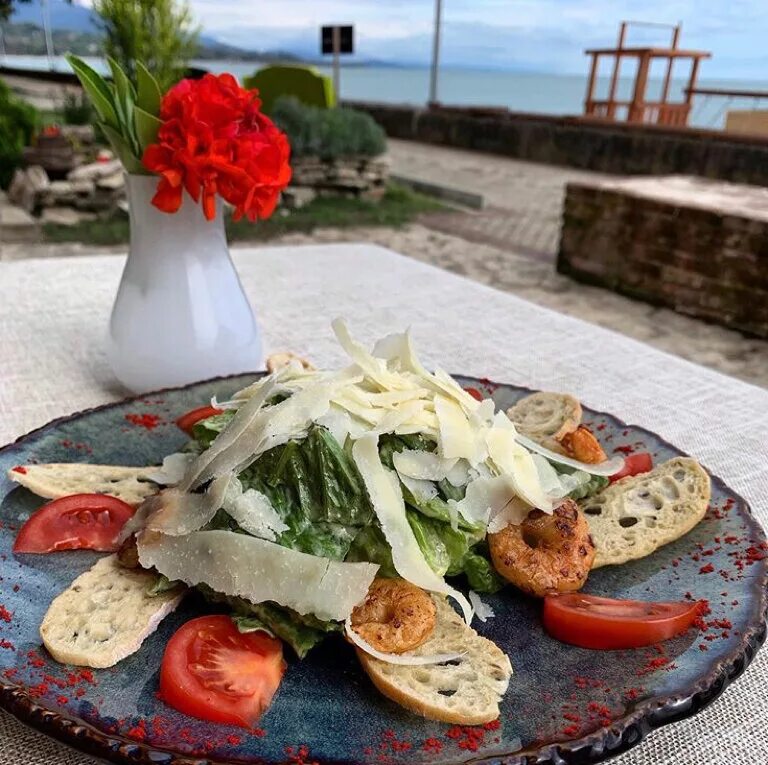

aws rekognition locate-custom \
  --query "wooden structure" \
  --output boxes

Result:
[583,22,710,127]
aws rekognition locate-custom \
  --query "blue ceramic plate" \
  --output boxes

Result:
[0,375,766,765]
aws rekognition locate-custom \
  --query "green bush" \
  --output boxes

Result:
[61,90,94,125]
[0,80,38,189]
[244,65,335,114]
[271,96,386,161]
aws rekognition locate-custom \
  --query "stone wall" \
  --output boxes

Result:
[557,177,768,338]
[282,155,388,209]
[346,101,768,186]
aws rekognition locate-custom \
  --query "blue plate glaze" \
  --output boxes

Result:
[0,374,765,765]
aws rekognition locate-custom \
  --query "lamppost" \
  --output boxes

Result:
[428,0,442,107]
[41,0,55,69]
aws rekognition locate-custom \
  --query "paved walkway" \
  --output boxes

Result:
[387,138,609,256]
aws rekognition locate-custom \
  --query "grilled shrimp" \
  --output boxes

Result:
[559,426,607,464]
[350,577,437,653]
[488,499,595,597]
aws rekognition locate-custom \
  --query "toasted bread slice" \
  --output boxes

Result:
[40,555,183,668]
[582,457,711,568]
[356,596,512,725]
[7,463,160,506]
[506,392,582,454]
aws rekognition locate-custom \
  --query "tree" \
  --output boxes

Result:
[93,0,199,92]
[1,0,71,23]
[0,0,28,23]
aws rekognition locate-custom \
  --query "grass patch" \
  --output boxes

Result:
[42,184,443,246]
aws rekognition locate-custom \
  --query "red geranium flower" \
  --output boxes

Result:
[142,73,291,221]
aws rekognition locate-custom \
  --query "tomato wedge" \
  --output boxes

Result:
[610,452,653,483]
[543,593,702,650]
[13,494,135,554]
[159,615,286,729]
[176,405,223,435]
[464,387,484,401]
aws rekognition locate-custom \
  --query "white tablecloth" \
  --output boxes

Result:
[0,243,766,764]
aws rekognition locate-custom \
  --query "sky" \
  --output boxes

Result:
[185,0,768,79]
[74,0,768,79]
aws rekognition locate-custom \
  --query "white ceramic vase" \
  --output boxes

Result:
[106,174,263,393]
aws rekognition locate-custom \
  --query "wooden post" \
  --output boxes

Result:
[332,25,341,102]
[683,56,701,125]
[606,21,626,118]
[660,23,680,105]
[629,51,651,123]
[584,53,599,115]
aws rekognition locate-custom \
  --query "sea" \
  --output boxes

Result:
[4,54,768,130]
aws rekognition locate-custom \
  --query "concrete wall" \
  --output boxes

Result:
[346,101,768,186]
[557,181,768,338]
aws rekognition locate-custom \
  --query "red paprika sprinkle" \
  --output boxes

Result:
[125,413,162,430]
[11,466,27,474]
[699,563,715,574]
[422,737,443,753]
[126,719,148,740]
[0,605,12,623]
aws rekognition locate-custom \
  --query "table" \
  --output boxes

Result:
[1,243,766,765]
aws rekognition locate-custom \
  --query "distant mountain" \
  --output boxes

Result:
[11,0,97,32]
[2,21,305,63]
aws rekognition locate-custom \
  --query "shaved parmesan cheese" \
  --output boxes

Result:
[332,319,410,391]
[144,473,233,536]
[434,395,474,460]
[188,370,362,490]
[468,591,495,622]
[315,406,356,446]
[369,329,478,413]
[352,434,473,624]
[398,473,439,503]
[181,376,278,490]
[445,459,471,487]
[344,618,465,665]
[223,479,288,540]
[369,400,428,437]
[210,394,246,411]
[531,454,592,498]
[365,389,429,407]
[515,433,625,476]
[137,529,378,622]
[448,475,518,527]
[144,453,194,486]
[487,497,531,533]
[234,361,317,400]
[486,426,553,511]
[392,450,458,482]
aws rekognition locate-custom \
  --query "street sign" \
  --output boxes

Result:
[321,25,353,55]
[321,25,354,102]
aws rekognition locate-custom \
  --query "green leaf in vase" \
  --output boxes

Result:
[99,123,144,174]
[107,57,139,154]
[136,61,162,117]
[66,54,119,128]
[134,106,162,153]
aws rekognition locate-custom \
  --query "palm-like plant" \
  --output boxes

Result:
[66,54,163,174]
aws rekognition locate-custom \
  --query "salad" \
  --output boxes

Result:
[10,320,710,730]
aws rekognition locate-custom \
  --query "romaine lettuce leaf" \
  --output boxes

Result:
[346,524,397,577]
[462,551,505,593]
[198,586,340,658]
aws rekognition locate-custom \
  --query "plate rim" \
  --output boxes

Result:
[0,372,765,765]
